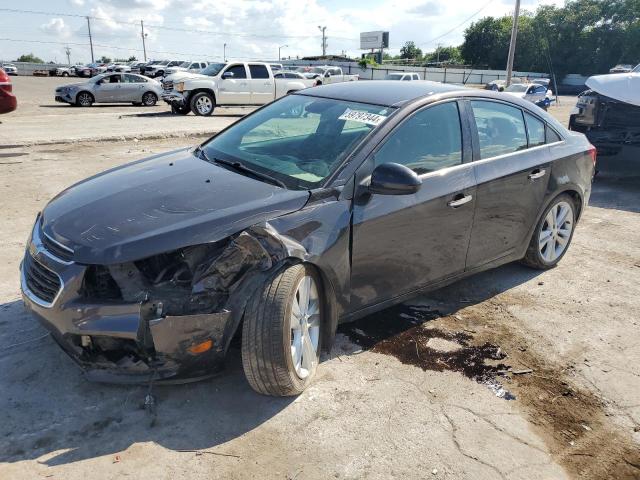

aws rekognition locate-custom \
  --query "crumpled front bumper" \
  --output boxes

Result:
[20,222,234,384]
[162,91,186,105]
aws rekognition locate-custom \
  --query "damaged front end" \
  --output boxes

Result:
[569,91,640,174]
[21,218,291,384]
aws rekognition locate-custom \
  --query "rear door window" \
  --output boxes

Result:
[374,101,463,174]
[470,100,528,158]
[249,64,270,79]
[524,112,546,147]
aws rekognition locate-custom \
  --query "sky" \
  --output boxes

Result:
[0,0,564,64]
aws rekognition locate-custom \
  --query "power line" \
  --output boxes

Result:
[416,0,495,49]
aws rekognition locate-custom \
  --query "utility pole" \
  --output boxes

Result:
[278,44,288,62]
[86,16,94,63]
[140,20,148,61]
[436,43,443,64]
[223,43,227,62]
[65,46,71,66]
[505,0,521,87]
[318,26,327,56]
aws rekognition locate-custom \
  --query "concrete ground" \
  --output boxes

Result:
[0,80,638,480]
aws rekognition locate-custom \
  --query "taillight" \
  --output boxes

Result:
[588,145,597,167]
[0,69,11,92]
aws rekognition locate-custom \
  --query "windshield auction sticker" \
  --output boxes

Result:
[338,109,387,126]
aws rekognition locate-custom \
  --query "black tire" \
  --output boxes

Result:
[75,91,94,107]
[141,92,157,106]
[62,72,69,77]
[522,193,577,270]
[190,91,215,116]
[171,103,191,115]
[242,264,323,396]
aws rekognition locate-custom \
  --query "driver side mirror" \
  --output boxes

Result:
[368,163,422,195]
[222,71,234,79]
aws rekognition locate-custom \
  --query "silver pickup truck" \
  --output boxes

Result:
[162,62,315,115]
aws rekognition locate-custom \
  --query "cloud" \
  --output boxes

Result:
[69,0,86,6]
[40,18,71,38]
[407,1,444,17]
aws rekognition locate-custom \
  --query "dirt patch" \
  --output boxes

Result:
[341,300,640,479]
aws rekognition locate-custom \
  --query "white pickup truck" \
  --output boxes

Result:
[161,62,315,115]
[294,65,359,85]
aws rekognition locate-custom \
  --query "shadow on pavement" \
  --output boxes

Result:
[589,174,640,213]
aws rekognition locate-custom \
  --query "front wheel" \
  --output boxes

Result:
[522,194,576,269]
[75,91,94,107]
[190,92,215,116]
[242,264,323,396]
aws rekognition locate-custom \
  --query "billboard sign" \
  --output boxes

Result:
[360,31,389,50]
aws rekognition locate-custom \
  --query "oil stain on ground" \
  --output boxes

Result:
[339,304,515,399]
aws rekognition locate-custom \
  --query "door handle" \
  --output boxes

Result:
[264,82,272,86]
[447,194,473,208]
[528,168,546,180]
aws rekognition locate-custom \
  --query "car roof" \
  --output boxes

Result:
[296,80,466,107]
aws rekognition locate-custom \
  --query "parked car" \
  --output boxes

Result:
[273,71,309,80]
[503,83,552,110]
[145,60,183,78]
[295,66,359,85]
[107,64,132,73]
[129,62,147,74]
[569,65,640,174]
[165,61,209,76]
[22,81,595,394]
[162,61,315,115]
[0,63,18,75]
[54,73,163,107]
[269,63,283,71]
[0,68,17,113]
[384,72,421,81]
[54,66,72,77]
[609,64,634,74]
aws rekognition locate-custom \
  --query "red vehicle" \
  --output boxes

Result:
[0,68,17,114]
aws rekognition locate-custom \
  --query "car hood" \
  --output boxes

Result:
[165,71,210,82]
[57,82,87,90]
[503,91,527,98]
[586,73,640,107]
[40,148,310,264]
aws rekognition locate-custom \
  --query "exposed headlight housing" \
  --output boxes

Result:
[175,82,185,92]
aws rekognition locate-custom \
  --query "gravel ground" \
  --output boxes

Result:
[0,81,638,480]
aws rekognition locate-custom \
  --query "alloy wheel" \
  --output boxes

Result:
[195,96,213,115]
[289,275,320,379]
[539,201,573,263]
[78,93,92,106]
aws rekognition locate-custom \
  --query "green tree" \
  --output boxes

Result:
[16,53,44,63]
[98,55,112,64]
[400,41,423,60]
[424,46,464,64]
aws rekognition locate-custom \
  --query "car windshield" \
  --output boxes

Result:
[201,95,394,190]
[633,64,640,73]
[178,61,191,67]
[505,84,528,92]
[385,74,403,80]
[201,63,226,76]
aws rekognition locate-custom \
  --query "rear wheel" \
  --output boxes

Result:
[242,264,323,396]
[75,91,94,107]
[190,92,215,116]
[142,92,157,106]
[522,194,576,269]
[62,71,69,77]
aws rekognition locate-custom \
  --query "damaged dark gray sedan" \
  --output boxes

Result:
[21,81,595,396]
